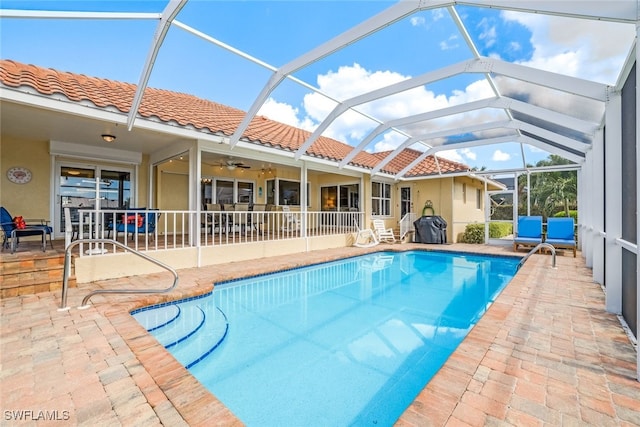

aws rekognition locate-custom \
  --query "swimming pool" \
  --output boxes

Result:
[133,250,519,426]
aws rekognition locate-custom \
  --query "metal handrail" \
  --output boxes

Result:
[58,238,179,311]
[517,242,557,270]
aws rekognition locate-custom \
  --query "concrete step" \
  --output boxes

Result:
[0,247,76,298]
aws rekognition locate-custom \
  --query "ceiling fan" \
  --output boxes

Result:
[221,158,250,170]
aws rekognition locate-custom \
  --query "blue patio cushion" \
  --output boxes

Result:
[115,209,158,234]
[1,206,53,251]
[0,206,12,229]
[1,206,53,235]
[545,217,575,244]
[515,216,543,240]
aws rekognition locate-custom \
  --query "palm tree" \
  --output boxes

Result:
[519,155,577,218]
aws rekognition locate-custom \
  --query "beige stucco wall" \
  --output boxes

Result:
[450,176,486,242]
[408,178,454,241]
[0,136,51,223]
[1,134,152,241]
[74,234,349,283]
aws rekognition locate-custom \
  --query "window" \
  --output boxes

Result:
[321,184,360,211]
[201,178,254,205]
[216,180,234,204]
[462,183,467,204]
[476,189,482,209]
[237,181,254,203]
[266,179,310,206]
[372,181,391,216]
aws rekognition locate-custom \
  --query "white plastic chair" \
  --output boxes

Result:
[373,219,396,243]
[281,206,300,231]
[353,223,379,248]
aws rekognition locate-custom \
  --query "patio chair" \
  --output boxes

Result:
[513,216,543,253]
[251,204,266,233]
[234,203,250,234]
[205,203,221,233]
[373,219,396,244]
[545,217,577,257]
[353,222,379,248]
[115,209,159,241]
[0,206,53,253]
[281,206,300,231]
[222,204,235,233]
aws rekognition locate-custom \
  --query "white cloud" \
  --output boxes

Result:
[428,147,478,165]
[431,9,445,21]
[410,16,425,27]
[501,10,635,84]
[508,41,521,52]
[492,149,511,161]
[477,17,497,49]
[258,98,316,131]
[460,148,476,161]
[439,34,459,51]
[436,150,464,163]
[259,9,635,171]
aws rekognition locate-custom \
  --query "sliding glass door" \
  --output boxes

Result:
[55,162,132,237]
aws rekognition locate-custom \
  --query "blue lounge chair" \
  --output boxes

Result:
[115,209,160,241]
[513,216,543,253]
[545,217,577,257]
[0,206,53,253]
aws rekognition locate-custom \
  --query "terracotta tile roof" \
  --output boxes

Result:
[372,148,470,177]
[0,59,469,177]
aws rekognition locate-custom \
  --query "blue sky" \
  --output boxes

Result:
[1,1,636,171]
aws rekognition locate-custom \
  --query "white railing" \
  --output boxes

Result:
[75,208,365,256]
[399,212,417,240]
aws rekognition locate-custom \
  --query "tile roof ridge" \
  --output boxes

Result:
[373,146,470,170]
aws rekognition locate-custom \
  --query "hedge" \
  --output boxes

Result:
[460,222,513,244]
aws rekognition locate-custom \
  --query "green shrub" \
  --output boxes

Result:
[460,222,513,243]
[553,210,578,221]
[490,221,513,238]
[460,223,484,243]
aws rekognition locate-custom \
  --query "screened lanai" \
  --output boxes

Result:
[1,1,639,379]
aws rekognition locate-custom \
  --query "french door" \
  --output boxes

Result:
[400,186,412,218]
[55,162,133,238]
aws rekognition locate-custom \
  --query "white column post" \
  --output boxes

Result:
[582,149,593,268]
[301,161,308,239]
[189,143,202,247]
[605,90,622,314]
[591,128,605,282]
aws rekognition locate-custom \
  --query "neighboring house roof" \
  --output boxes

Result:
[0,59,470,178]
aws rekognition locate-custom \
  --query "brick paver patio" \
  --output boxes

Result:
[1,244,639,426]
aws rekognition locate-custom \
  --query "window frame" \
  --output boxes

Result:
[371,181,392,217]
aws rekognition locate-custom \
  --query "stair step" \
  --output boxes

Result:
[135,298,229,369]
[0,248,76,298]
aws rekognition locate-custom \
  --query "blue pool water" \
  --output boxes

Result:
[133,250,519,426]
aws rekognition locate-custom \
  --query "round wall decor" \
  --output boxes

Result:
[6,167,32,184]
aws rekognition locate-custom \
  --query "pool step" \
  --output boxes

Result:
[132,304,181,332]
[134,302,229,369]
[170,306,229,368]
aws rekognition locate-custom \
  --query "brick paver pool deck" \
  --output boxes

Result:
[1,244,639,426]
